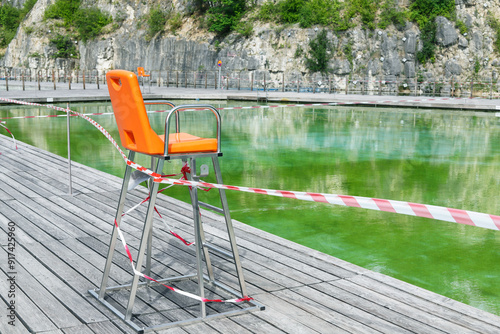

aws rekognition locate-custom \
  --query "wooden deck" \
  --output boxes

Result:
[1,134,500,334]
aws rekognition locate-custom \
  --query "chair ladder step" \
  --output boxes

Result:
[204,243,234,259]
[199,201,224,214]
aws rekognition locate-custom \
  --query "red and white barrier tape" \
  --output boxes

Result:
[1,97,499,233]
[2,97,499,302]
[0,121,18,154]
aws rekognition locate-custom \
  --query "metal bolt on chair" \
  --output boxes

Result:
[89,70,263,332]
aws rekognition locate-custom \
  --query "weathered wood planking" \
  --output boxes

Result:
[1,134,500,334]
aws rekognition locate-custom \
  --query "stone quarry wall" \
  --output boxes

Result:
[1,0,500,93]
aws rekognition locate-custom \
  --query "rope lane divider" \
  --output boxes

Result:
[0,95,493,121]
[1,97,499,302]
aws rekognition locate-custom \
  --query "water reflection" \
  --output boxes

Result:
[1,102,499,315]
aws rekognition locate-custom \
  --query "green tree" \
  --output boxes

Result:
[299,0,343,29]
[44,0,81,27]
[206,0,246,35]
[50,34,78,58]
[378,0,407,30]
[408,0,455,27]
[74,7,112,42]
[146,6,167,40]
[416,20,436,64]
[0,4,21,47]
[305,29,332,73]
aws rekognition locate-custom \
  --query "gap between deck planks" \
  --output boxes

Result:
[1,134,500,334]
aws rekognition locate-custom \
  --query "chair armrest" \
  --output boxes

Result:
[164,105,221,156]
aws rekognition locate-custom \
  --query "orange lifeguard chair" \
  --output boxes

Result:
[137,66,150,92]
[89,70,263,332]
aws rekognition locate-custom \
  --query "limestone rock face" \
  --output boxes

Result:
[435,16,458,47]
[1,0,500,89]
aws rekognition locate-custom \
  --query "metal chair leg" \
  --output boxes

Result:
[145,157,157,279]
[187,158,215,282]
[124,158,165,320]
[212,156,248,297]
[98,150,136,299]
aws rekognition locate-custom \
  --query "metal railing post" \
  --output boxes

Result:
[66,103,73,195]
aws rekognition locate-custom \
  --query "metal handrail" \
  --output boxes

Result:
[163,104,221,156]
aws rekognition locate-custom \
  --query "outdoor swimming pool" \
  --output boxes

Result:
[1,101,499,316]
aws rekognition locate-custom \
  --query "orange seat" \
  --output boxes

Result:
[162,133,218,154]
[106,70,217,156]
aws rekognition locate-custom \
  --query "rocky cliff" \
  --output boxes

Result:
[1,0,500,91]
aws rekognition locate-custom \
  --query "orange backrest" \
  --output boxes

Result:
[106,70,164,155]
[137,67,149,77]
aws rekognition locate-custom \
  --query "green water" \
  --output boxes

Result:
[1,101,499,315]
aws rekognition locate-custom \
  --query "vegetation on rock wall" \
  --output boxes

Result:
[49,34,78,58]
[378,0,406,30]
[487,13,500,55]
[408,0,455,64]
[0,0,37,47]
[205,0,246,35]
[305,29,332,73]
[1,0,499,74]
[44,0,111,42]
[146,6,167,41]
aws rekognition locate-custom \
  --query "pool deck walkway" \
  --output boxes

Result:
[1,134,500,332]
[1,82,500,112]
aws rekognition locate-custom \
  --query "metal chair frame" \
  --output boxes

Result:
[89,83,263,332]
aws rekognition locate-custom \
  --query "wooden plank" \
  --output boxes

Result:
[272,288,380,334]
[6,198,77,240]
[15,244,109,323]
[0,165,61,199]
[0,246,82,328]
[32,196,105,237]
[360,271,500,332]
[203,316,253,334]
[27,238,174,319]
[0,203,54,244]
[0,139,118,194]
[61,324,96,334]
[319,280,458,334]
[0,296,32,334]
[252,296,325,334]
[0,211,34,246]
[87,320,135,334]
[229,313,287,333]
[252,291,348,333]
[0,262,58,332]
[289,284,414,333]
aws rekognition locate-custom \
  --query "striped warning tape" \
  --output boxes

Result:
[1,97,499,232]
[1,97,499,302]
[0,121,18,154]
[2,96,500,232]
